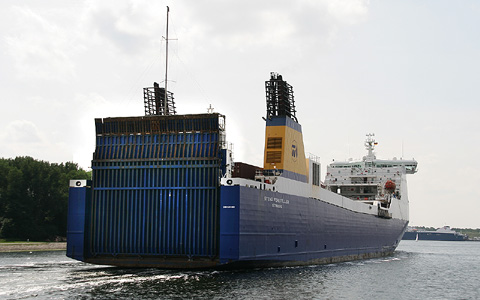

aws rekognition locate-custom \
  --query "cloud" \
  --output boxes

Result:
[3,6,80,82]
[2,0,370,89]
[3,120,42,144]
[82,0,169,56]
[327,0,370,25]
[86,7,144,54]
[177,0,370,50]
[0,119,74,164]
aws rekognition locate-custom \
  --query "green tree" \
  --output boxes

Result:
[0,157,91,240]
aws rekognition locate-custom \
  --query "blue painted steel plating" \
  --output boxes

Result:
[86,114,224,260]
[66,185,91,261]
[219,185,407,266]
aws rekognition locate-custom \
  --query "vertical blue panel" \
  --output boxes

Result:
[66,186,90,261]
[89,116,221,258]
[219,185,240,262]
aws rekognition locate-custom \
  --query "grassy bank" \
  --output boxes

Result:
[0,241,66,252]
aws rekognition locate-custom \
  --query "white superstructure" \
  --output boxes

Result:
[324,134,417,219]
[221,133,417,221]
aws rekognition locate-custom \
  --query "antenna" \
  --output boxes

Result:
[164,6,170,115]
[402,139,404,159]
[143,6,176,116]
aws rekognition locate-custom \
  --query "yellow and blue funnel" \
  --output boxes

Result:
[263,73,308,182]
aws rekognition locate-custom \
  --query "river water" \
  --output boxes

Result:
[0,241,479,300]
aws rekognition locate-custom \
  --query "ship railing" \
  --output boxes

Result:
[324,178,397,186]
[345,193,397,203]
[255,169,280,185]
[307,152,321,163]
[257,169,282,177]
[221,177,276,191]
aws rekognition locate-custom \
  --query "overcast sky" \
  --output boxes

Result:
[1,0,479,228]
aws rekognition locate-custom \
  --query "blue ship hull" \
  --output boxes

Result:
[68,182,408,268]
[219,186,407,267]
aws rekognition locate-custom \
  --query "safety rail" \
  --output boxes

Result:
[221,177,276,191]
[325,178,398,186]
[256,169,283,177]
[307,152,321,163]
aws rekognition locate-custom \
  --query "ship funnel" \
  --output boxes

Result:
[263,73,307,182]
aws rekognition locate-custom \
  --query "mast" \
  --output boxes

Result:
[143,6,176,116]
[364,133,377,161]
[164,6,170,115]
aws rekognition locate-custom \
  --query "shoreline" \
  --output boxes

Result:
[0,242,66,252]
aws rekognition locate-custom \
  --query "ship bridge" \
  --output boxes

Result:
[325,134,418,206]
[330,159,418,174]
[329,133,418,174]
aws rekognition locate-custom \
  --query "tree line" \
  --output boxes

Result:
[0,157,91,241]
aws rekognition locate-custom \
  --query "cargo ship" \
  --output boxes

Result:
[66,71,418,268]
[403,226,467,241]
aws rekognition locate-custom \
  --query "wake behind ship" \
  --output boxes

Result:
[67,73,418,268]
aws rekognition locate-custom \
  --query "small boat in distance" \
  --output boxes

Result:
[403,226,468,241]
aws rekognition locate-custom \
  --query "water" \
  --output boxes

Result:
[1,241,479,300]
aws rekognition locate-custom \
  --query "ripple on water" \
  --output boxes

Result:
[0,242,479,300]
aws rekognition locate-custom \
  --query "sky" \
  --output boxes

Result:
[1,0,479,228]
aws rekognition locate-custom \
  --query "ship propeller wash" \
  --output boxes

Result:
[66,70,417,268]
